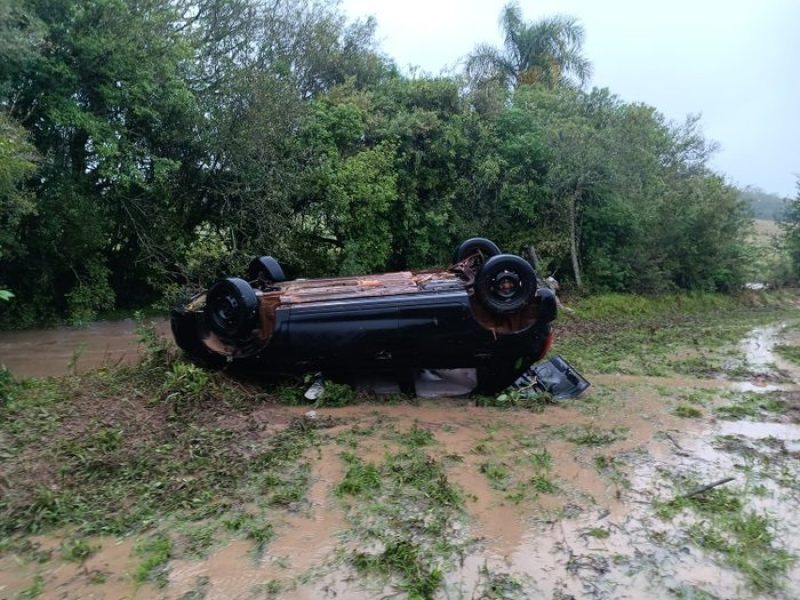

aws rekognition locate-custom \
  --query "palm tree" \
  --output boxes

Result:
[466,2,592,89]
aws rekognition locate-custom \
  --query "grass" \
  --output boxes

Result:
[714,392,786,420]
[557,292,796,376]
[594,454,631,490]
[474,566,525,599]
[476,389,552,411]
[480,462,511,490]
[0,324,327,583]
[336,425,465,599]
[474,432,558,504]
[584,527,610,539]
[60,538,97,562]
[655,483,795,593]
[673,404,703,418]
[134,533,172,588]
[774,343,800,365]
[551,424,628,446]
[336,453,382,496]
[15,575,44,599]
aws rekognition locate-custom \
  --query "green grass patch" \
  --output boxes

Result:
[557,424,628,446]
[480,462,511,491]
[353,540,442,599]
[337,445,465,599]
[60,538,97,562]
[584,527,610,539]
[714,392,786,420]
[336,453,382,496]
[397,423,436,447]
[655,483,795,593]
[476,389,552,411]
[673,404,703,418]
[0,355,326,541]
[557,293,796,376]
[774,344,800,365]
[134,533,172,588]
[15,575,44,599]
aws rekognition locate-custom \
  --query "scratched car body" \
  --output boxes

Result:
[171,238,557,393]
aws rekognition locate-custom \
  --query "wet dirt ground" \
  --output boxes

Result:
[2,321,800,599]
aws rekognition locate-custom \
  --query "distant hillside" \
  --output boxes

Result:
[740,186,788,221]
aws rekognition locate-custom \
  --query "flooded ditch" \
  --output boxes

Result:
[1,319,800,598]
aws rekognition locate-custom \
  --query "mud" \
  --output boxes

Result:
[0,318,170,378]
[2,320,800,598]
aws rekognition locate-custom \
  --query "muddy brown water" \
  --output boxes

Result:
[0,319,171,378]
[1,322,800,598]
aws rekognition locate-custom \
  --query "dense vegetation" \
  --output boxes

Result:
[0,0,795,326]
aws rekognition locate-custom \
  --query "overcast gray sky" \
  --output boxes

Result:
[341,0,799,197]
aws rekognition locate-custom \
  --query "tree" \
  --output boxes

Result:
[782,180,800,280]
[0,112,37,263]
[466,2,591,90]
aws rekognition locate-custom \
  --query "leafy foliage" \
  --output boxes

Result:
[0,0,762,326]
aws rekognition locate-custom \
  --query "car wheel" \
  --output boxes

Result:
[453,237,501,263]
[204,277,259,339]
[475,254,537,315]
[248,255,286,283]
[171,305,225,367]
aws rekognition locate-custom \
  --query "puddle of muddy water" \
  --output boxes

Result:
[0,318,170,378]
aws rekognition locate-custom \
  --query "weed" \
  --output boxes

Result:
[245,519,274,553]
[339,446,464,598]
[584,527,610,539]
[161,361,211,407]
[336,454,382,496]
[134,313,174,367]
[527,448,553,470]
[353,540,442,600]
[480,462,511,491]
[530,474,557,494]
[477,389,552,411]
[561,425,628,446]
[335,424,377,448]
[16,575,44,599]
[774,344,800,365]
[89,570,108,584]
[398,423,435,447]
[673,404,703,418]
[60,538,96,562]
[314,382,356,408]
[474,565,526,599]
[654,483,795,592]
[184,523,217,557]
[134,533,171,588]
[253,580,283,596]
[714,392,785,420]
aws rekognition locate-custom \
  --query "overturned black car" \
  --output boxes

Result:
[171,238,558,394]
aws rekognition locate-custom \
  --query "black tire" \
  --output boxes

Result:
[453,237,501,263]
[474,254,537,315]
[248,255,286,283]
[170,306,225,367]
[204,277,259,339]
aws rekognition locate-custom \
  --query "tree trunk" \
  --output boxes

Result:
[568,192,582,288]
